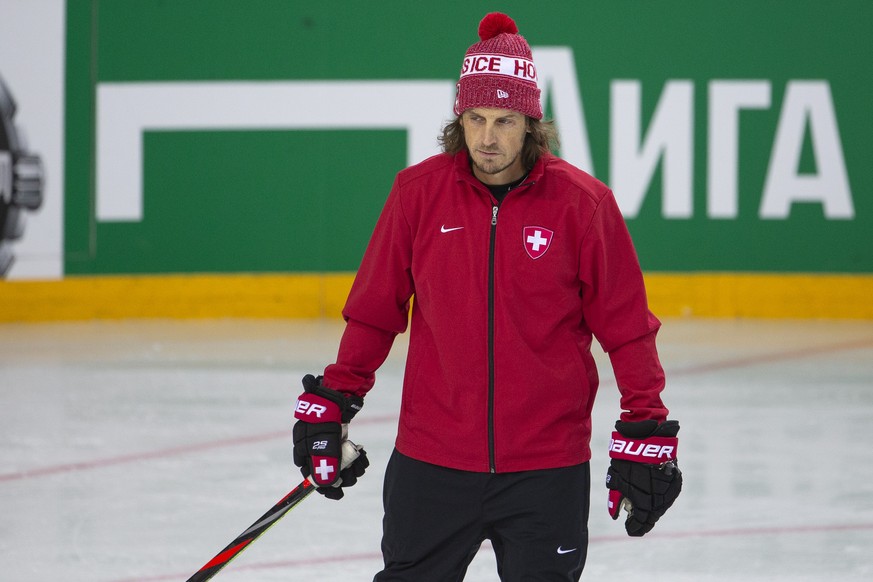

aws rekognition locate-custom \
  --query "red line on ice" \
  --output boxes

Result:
[106,522,873,581]
[0,414,396,482]
[3,336,871,483]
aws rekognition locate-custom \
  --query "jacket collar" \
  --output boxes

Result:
[453,149,548,191]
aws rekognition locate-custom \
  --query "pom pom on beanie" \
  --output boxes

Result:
[478,12,518,40]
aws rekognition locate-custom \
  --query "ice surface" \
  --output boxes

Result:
[1,318,872,581]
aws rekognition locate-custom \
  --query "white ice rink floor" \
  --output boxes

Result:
[2,317,872,581]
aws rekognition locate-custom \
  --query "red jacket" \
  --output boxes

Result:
[324,151,667,473]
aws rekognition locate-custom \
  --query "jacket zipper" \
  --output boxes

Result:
[487,202,499,473]
[484,179,535,473]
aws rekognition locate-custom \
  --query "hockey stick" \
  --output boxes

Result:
[186,440,362,582]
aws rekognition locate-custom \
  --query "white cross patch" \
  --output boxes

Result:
[522,226,554,259]
[314,458,335,482]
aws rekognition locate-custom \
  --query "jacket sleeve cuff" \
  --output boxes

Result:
[322,318,397,397]
[608,331,669,423]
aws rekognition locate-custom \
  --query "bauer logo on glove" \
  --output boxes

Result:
[609,435,676,462]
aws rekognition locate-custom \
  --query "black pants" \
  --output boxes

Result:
[374,450,590,582]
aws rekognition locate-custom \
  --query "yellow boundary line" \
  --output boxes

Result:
[0,274,355,322]
[0,272,871,322]
[644,273,873,319]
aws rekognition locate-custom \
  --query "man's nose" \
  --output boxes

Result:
[482,123,497,146]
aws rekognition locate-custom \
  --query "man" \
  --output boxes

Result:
[292,12,682,581]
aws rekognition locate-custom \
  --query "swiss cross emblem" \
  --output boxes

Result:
[311,456,337,485]
[523,226,554,259]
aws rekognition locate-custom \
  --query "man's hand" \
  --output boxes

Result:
[606,419,682,536]
[292,374,368,500]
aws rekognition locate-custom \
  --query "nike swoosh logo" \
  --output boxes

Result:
[440,225,464,233]
[557,547,578,554]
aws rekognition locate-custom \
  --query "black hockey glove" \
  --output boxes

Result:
[293,374,368,500]
[606,419,682,537]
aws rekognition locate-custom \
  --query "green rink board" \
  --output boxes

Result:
[65,1,873,274]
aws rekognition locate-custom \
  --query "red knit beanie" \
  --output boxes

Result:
[453,13,542,120]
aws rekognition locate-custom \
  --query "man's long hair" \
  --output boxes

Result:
[438,115,560,170]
